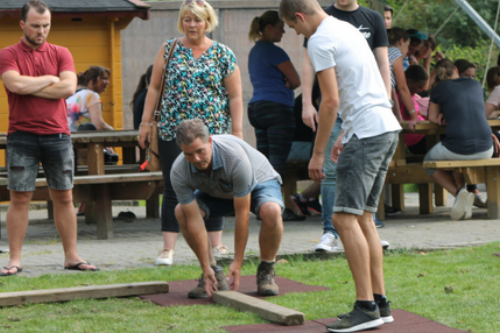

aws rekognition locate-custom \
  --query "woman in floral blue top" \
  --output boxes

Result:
[138,0,243,269]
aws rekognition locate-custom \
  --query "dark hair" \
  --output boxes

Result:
[130,65,153,107]
[384,5,393,14]
[406,28,425,46]
[486,66,500,93]
[176,119,209,147]
[405,65,429,82]
[431,58,455,91]
[248,10,282,42]
[387,27,409,46]
[21,0,50,22]
[454,59,476,76]
[77,65,111,87]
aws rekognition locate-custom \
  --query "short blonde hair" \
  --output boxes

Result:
[177,1,219,34]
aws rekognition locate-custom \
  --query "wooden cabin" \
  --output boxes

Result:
[0,0,150,166]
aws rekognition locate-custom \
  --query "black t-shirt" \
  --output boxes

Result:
[303,4,388,51]
[430,78,492,155]
[133,88,148,130]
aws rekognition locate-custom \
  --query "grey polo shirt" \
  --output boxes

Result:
[171,135,282,204]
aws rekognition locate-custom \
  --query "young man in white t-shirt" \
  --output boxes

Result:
[280,0,401,332]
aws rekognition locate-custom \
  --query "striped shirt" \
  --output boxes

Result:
[388,46,403,88]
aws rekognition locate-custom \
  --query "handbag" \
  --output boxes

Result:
[145,38,179,171]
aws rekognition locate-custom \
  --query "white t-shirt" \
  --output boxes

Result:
[486,85,500,109]
[308,16,401,144]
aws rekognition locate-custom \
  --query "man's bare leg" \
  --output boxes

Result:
[258,202,283,261]
[333,212,373,301]
[1,191,32,275]
[49,189,96,270]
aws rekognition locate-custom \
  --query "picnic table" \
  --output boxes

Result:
[0,130,163,239]
[380,119,500,220]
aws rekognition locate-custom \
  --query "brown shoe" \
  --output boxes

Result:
[187,265,229,298]
[256,261,279,296]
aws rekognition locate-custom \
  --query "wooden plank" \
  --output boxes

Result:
[386,164,434,185]
[418,184,433,214]
[212,290,304,326]
[434,185,448,207]
[485,166,500,219]
[461,167,485,184]
[87,143,105,175]
[0,282,169,307]
[423,159,500,169]
[95,184,113,240]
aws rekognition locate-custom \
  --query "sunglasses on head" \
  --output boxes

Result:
[184,0,205,5]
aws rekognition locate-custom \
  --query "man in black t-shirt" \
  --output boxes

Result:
[296,0,392,256]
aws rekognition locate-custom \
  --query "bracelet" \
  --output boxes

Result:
[408,110,416,114]
[139,122,152,127]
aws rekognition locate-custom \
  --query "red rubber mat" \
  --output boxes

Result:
[223,309,467,333]
[139,275,329,307]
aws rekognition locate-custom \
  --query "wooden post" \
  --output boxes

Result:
[146,193,160,218]
[47,201,54,220]
[391,184,405,211]
[95,184,114,240]
[376,188,385,221]
[418,184,433,214]
[85,143,108,227]
[485,166,500,219]
[434,184,448,207]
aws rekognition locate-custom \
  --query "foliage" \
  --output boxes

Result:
[0,243,500,332]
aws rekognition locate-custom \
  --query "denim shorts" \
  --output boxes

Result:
[195,179,284,222]
[334,131,399,215]
[7,131,74,192]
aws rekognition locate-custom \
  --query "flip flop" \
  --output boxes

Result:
[64,262,100,271]
[0,265,23,277]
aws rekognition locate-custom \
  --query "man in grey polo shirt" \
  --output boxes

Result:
[171,119,284,298]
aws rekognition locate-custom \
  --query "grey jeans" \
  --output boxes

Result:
[334,131,399,215]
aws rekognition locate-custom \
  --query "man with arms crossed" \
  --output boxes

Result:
[171,119,283,298]
[297,0,392,253]
[280,0,400,331]
[0,0,98,276]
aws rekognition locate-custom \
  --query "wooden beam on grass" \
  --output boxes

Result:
[0,281,169,307]
[212,290,304,326]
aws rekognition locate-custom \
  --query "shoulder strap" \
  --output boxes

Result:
[154,38,179,121]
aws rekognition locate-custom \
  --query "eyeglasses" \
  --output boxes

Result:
[184,0,205,6]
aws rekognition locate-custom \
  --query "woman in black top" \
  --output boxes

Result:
[424,59,498,220]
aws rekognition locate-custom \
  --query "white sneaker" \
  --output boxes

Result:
[450,188,469,220]
[155,248,174,266]
[381,240,390,250]
[473,192,487,208]
[314,233,338,252]
[463,192,475,220]
[212,245,229,258]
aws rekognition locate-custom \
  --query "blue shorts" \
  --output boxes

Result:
[7,131,74,192]
[195,179,284,221]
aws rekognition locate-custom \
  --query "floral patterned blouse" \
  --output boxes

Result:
[159,38,238,141]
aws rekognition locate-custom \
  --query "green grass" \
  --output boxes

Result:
[1,243,500,332]
[404,183,418,193]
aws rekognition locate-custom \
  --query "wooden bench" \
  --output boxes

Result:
[423,159,500,219]
[0,172,163,239]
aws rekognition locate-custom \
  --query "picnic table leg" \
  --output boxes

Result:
[146,193,160,218]
[418,184,434,214]
[47,201,54,220]
[95,184,113,240]
[391,184,405,211]
[485,166,500,219]
[434,185,448,207]
[283,168,298,211]
[376,188,385,221]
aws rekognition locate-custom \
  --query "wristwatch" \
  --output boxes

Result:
[388,100,394,107]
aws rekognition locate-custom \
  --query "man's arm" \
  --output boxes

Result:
[301,49,319,132]
[309,67,340,183]
[33,71,77,99]
[374,46,392,97]
[1,70,59,95]
[226,193,251,291]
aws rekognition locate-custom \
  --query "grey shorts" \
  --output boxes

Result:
[7,131,74,192]
[334,131,399,215]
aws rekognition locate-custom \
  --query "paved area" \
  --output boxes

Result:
[1,192,499,277]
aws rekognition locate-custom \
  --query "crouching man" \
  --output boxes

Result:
[171,119,284,298]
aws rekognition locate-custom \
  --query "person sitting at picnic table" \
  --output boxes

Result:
[66,65,114,132]
[247,10,304,221]
[485,66,500,119]
[138,0,243,267]
[171,119,283,298]
[424,59,498,221]
[131,64,153,130]
[454,59,477,80]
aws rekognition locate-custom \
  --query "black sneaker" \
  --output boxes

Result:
[328,304,384,332]
[384,204,401,217]
[282,208,306,221]
[289,194,310,216]
[337,301,393,324]
[307,198,322,215]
